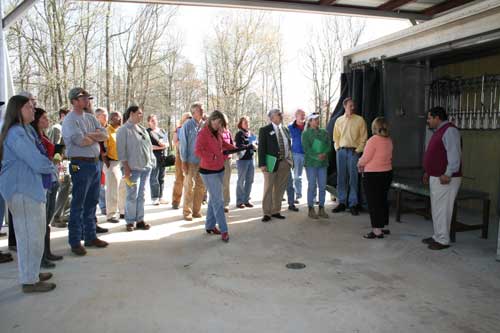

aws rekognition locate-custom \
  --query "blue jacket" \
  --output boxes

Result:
[288,121,305,155]
[0,125,56,203]
[179,118,204,164]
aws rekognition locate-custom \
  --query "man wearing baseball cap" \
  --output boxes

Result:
[258,108,292,222]
[62,87,109,256]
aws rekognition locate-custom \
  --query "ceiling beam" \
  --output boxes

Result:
[378,0,416,11]
[85,0,430,20]
[319,0,337,5]
[2,0,37,30]
[423,0,475,16]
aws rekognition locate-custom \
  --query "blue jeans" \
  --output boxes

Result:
[68,161,100,247]
[336,148,360,207]
[306,167,327,207]
[0,192,4,228]
[292,153,304,199]
[201,172,228,233]
[150,164,165,200]
[236,159,254,205]
[286,174,295,206]
[125,168,151,225]
[98,160,106,213]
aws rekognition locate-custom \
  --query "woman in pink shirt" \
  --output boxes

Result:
[357,117,393,239]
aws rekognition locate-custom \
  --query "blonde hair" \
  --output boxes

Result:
[371,117,390,137]
[179,112,192,126]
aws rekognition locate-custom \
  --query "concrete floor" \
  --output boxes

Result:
[0,172,499,333]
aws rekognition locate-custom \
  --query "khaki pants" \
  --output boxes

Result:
[105,160,126,220]
[430,176,461,245]
[223,159,231,207]
[262,161,291,216]
[183,163,206,217]
[172,150,184,206]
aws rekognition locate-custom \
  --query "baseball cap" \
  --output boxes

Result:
[307,113,320,121]
[68,87,92,101]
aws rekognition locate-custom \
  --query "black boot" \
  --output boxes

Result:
[44,225,63,262]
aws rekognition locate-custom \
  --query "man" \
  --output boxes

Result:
[422,107,462,251]
[104,111,126,223]
[258,109,292,222]
[50,108,71,228]
[179,102,206,221]
[62,87,109,256]
[332,97,367,216]
[18,91,37,107]
[95,107,108,218]
[288,109,306,207]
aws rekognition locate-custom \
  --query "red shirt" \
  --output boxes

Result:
[195,126,236,171]
[41,133,55,160]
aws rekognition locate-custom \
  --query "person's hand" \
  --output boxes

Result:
[439,175,451,185]
[358,165,364,173]
[124,177,136,187]
[182,162,189,174]
[103,156,110,169]
[423,173,429,185]
[318,153,326,161]
[260,166,268,173]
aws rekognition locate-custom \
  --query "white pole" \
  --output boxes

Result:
[0,0,7,110]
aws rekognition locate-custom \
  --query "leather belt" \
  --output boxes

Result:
[70,157,98,162]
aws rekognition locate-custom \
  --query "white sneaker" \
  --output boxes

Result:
[152,199,160,206]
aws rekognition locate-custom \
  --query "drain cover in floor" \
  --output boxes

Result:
[286,262,306,269]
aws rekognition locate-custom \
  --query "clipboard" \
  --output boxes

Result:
[265,154,277,172]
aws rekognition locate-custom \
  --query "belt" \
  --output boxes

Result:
[70,157,98,162]
[340,147,356,150]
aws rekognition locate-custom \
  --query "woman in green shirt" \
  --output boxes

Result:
[302,113,332,219]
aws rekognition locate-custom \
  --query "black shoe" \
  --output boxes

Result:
[294,199,300,204]
[107,218,120,223]
[332,204,346,213]
[382,229,391,235]
[96,225,108,234]
[46,253,63,261]
[261,215,271,222]
[363,232,384,239]
[120,214,125,219]
[41,258,56,269]
[349,207,359,216]
[271,213,286,219]
[422,237,436,245]
[288,205,299,212]
[428,242,450,250]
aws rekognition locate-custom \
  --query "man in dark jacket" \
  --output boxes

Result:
[258,109,292,222]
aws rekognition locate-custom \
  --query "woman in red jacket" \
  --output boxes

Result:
[195,110,249,242]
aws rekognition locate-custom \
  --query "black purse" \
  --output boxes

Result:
[158,154,176,167]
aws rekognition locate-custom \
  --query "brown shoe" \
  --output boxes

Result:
[428,242,450,250]
[71,245,87,256]
[192,213,202,218]
[126,224,134,232]
[39,272,53,281]
[84,238,109,248]
[224,208,229,213]
[184,215,193,221]
[136,221,150,230]
[51,220,67,228]
[22,281,56,293]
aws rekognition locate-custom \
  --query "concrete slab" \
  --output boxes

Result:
[0,172,499,333]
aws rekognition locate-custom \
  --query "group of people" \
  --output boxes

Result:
[0,87,462,293]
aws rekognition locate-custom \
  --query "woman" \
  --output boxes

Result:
[357,117,393,239]
[171,112,192,209]
[221,119,233,213]
[234,116,255,209]
[194,110,249,242]
[302,113,331,219]
[117,106,156,232]
[0,95,57,293]
[32,108,64,268]
[147,114,169,205]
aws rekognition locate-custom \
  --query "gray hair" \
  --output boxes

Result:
[267,108,282,119]
[190,102,203,112]
[18,91,34,99]
[95,107,108,116]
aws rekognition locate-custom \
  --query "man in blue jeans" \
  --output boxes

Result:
[62,88,109,256]
[332,98,367,216]
[288,109,306,208]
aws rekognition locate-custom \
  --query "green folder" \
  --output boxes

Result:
[312,139,328,153]
[265,154,277,172]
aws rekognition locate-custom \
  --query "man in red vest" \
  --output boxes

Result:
[422,107,462,250]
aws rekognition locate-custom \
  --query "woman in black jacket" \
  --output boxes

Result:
[234,116,256,209]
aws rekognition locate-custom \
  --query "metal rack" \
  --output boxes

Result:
[428,74,500,130]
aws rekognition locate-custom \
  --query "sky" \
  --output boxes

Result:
[122,4,411,113]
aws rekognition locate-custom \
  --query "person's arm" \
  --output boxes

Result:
[194,130,216,161]
[301,129,312,160]
[442,127,461,177]
[333,119,340,151]
[358,138,375,168]
[116,127,128,168]
[356,118,368,154]
[7,127,55,175]
[222,139,237,151]
[234,131,244,148]
[178,123,189,162]
[257,127,267,170]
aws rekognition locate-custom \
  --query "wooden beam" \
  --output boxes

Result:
[423,0,475,16]
[378,0,416,11]
[319,0,336,5]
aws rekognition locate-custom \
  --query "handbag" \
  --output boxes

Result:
[158,154,176,167]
